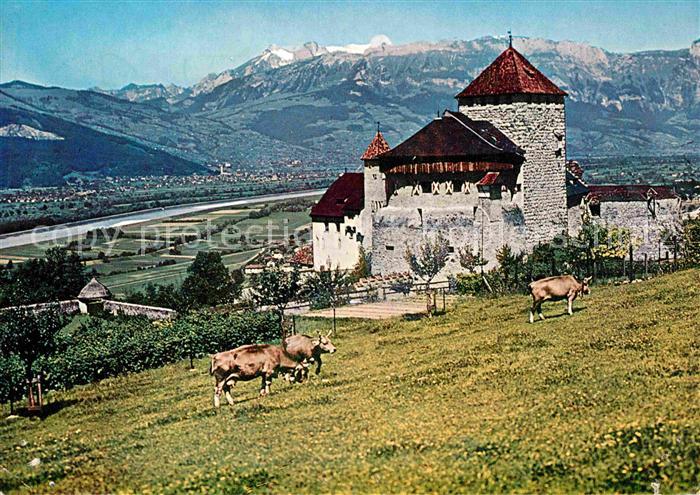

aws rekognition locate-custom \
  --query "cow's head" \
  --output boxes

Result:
[315,331,337,354]
[581,276,592,295]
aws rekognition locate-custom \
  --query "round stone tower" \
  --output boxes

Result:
[456,45,568,248]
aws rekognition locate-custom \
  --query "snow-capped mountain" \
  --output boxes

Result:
[94,83,191,104]
[1,35,698,186]
[0,123,64,140]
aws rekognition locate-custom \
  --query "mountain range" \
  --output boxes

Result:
[1,35,699,187]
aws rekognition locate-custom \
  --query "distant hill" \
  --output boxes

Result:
[0,105,204,187]
[1,35,699,186]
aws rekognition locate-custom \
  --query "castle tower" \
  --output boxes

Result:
[361,130,390,249]
[456,45,567,247]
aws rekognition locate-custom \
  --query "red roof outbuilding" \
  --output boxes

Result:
[456,46,566,98]
[310,173,364,220]
[587,185,678,203]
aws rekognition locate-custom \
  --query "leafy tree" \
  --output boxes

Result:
[180,252,241,309]
[250,265,301,336]
[0,247,87,307]
[405,234,450,315]
[304,268,351,334]
[496,244,525,288]
[0,355,24,414]
[0,307,66,388]
[680,218,700,266]
[126,283,184,310]
[458,246,486,273]
[350,247,372,281]
[405,234,450,288]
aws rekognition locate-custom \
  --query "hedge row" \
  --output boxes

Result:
[2,310,279,398]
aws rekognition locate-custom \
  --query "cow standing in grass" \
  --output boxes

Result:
[283,332,337,382]
[209,344,300,407]
[528,275,591,323]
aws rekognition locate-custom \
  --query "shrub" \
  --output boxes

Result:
[0,355,24,412]
[681,217,700,266]
[45,310,278,390]
[452,273,484,296]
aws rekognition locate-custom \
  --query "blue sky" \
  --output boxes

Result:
[1,0,698,89]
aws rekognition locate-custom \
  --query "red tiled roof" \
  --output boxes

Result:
[361,131,391,160]
[378,110,523,166]
[310,173,364,220]
[290,245,313,266]
[456,47,566,98]
[587,185,678,203]
[476,172,502,186]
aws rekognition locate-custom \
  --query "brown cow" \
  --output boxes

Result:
[209,344,299,407]
[528,275,591,323]
[283,331,337,382]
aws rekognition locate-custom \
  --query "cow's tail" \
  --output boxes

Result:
[208,355,215,376]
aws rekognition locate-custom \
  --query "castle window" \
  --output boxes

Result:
[431,182,440,195]
[324,222,329,232]
[590,203,601,217]
[447,246,455,253]
[445,180,454,195]
[421,181,431,194]
[412,182,422,196]
[555,149,562,157]
[385,245,395,251]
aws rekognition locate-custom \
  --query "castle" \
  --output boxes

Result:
[310,44,681,275]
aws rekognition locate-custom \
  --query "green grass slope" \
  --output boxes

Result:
[1,270,698,493]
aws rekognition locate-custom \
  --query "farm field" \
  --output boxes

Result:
[0,198,316,296]
[1,269,698,493]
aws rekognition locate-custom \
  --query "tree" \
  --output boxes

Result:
[350,247,372,281]
[0,355,24,414]
[250,265,301,336]
[405,234,450,315]
[0,247,87,308]
[304,268,351,335]
[180,252,241,309]
[457,246,486,274]
[0,307,66,396]
[680,218,700,266]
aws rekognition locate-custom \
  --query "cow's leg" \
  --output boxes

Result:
[529,300,537,323]
[537,301,545,320]
[302,361,310,382]
[223,380,236,406]
[213,380,223,408]
[259,375,268,396]
[567,297,574,315]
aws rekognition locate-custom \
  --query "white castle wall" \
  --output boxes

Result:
[312,211,366,271]
[459,96,567,248]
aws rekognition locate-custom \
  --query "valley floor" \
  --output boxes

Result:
[1,270,698,493]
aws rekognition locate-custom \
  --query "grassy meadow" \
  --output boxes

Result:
[1,269,698,493]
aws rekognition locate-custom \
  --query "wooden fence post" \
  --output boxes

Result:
[629,243,634,282]
[644,253,648,278]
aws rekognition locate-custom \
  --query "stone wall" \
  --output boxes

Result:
[593,198,682,259]
[459,97,567,248]
[0,299,80,316]
[371,198,527,277]
[103,300,177,320]
[363,162,386,249]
